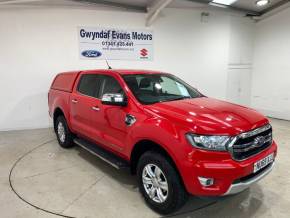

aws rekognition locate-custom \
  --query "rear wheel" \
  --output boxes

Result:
[55,116,74,148]
[137,151,188,214]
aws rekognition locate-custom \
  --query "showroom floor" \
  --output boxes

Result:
[0,118,289,218]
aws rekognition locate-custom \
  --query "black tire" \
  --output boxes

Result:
[55,116,74,148]
[137,151,188,215]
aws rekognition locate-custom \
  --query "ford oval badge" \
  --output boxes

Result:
[81,50,102,58]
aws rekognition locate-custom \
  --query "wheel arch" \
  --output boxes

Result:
[130,139,185,188]
[53,107,65,132]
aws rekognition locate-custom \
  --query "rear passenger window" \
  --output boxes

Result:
[77,74,102,98]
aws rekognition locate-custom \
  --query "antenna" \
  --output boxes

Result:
[105,59,112,69]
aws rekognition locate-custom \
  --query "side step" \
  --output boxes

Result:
[73,138,130,170]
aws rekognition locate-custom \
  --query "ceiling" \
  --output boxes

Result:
[232,0,287,13]
[0,0,288,15]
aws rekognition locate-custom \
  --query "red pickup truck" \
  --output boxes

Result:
[48,69,277,214]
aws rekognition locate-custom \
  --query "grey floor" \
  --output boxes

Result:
[0,118,289,218]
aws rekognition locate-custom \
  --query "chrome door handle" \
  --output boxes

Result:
[92,106,100,111]
[72,99,78,104]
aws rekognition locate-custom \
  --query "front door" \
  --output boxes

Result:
[91,74,129,153]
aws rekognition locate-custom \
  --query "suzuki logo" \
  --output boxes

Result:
[253,136,265,147]
[140,48,148,57]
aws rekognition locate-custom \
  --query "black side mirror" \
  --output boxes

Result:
[101,93,127,106]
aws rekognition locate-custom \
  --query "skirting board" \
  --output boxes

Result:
[0,124,53,132]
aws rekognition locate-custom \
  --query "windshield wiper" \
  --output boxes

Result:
[146,96,191,104]
[159,96,191,103]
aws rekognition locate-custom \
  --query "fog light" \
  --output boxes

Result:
[198,177,214,187]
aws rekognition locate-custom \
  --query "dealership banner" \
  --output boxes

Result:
[78,27,153,61]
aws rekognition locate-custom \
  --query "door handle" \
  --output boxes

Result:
[72,99,78,104]
[92,106,100,111]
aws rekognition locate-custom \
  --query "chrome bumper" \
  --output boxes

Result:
[223,162,275,196]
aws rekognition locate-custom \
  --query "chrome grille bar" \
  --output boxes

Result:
[239,124,271,139]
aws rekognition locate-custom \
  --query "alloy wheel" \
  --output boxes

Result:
[142,164,169,203]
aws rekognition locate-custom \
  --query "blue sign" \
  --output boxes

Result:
[81,50,102,58]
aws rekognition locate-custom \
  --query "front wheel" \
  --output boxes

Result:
[137,151,188,215]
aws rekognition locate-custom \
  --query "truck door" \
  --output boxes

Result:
[70,73,103,142]
[91,74,129,153]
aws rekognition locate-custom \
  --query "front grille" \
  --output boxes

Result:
[230,124,272,161]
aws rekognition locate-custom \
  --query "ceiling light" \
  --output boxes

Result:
[256,0,270,7]
[211,0,238,6]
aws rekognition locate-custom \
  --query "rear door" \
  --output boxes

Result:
[70,73,103,141]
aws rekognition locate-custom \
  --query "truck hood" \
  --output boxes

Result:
[144,97,268,135]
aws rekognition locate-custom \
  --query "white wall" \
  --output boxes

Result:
[0,6,253,131]
[252,8,290,120]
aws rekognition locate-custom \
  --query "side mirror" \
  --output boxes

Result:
[101,93,127,106]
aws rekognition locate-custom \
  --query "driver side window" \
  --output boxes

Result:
[100,75,124,96]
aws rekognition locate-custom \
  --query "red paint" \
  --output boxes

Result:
[48,69,277,196]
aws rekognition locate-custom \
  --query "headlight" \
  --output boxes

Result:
[186,133,234,151]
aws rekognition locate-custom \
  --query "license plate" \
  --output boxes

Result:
[253,153,274,173]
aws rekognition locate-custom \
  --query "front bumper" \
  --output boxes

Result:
[223,161,275,195]
[181,141,277,196]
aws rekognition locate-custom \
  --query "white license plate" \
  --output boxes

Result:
[253,153,274,173]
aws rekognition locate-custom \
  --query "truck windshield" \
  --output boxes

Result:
[122,74,203,105]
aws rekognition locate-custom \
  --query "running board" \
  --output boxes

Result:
[73,138,130,170]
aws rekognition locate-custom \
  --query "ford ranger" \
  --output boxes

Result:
[48,69,277,214]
